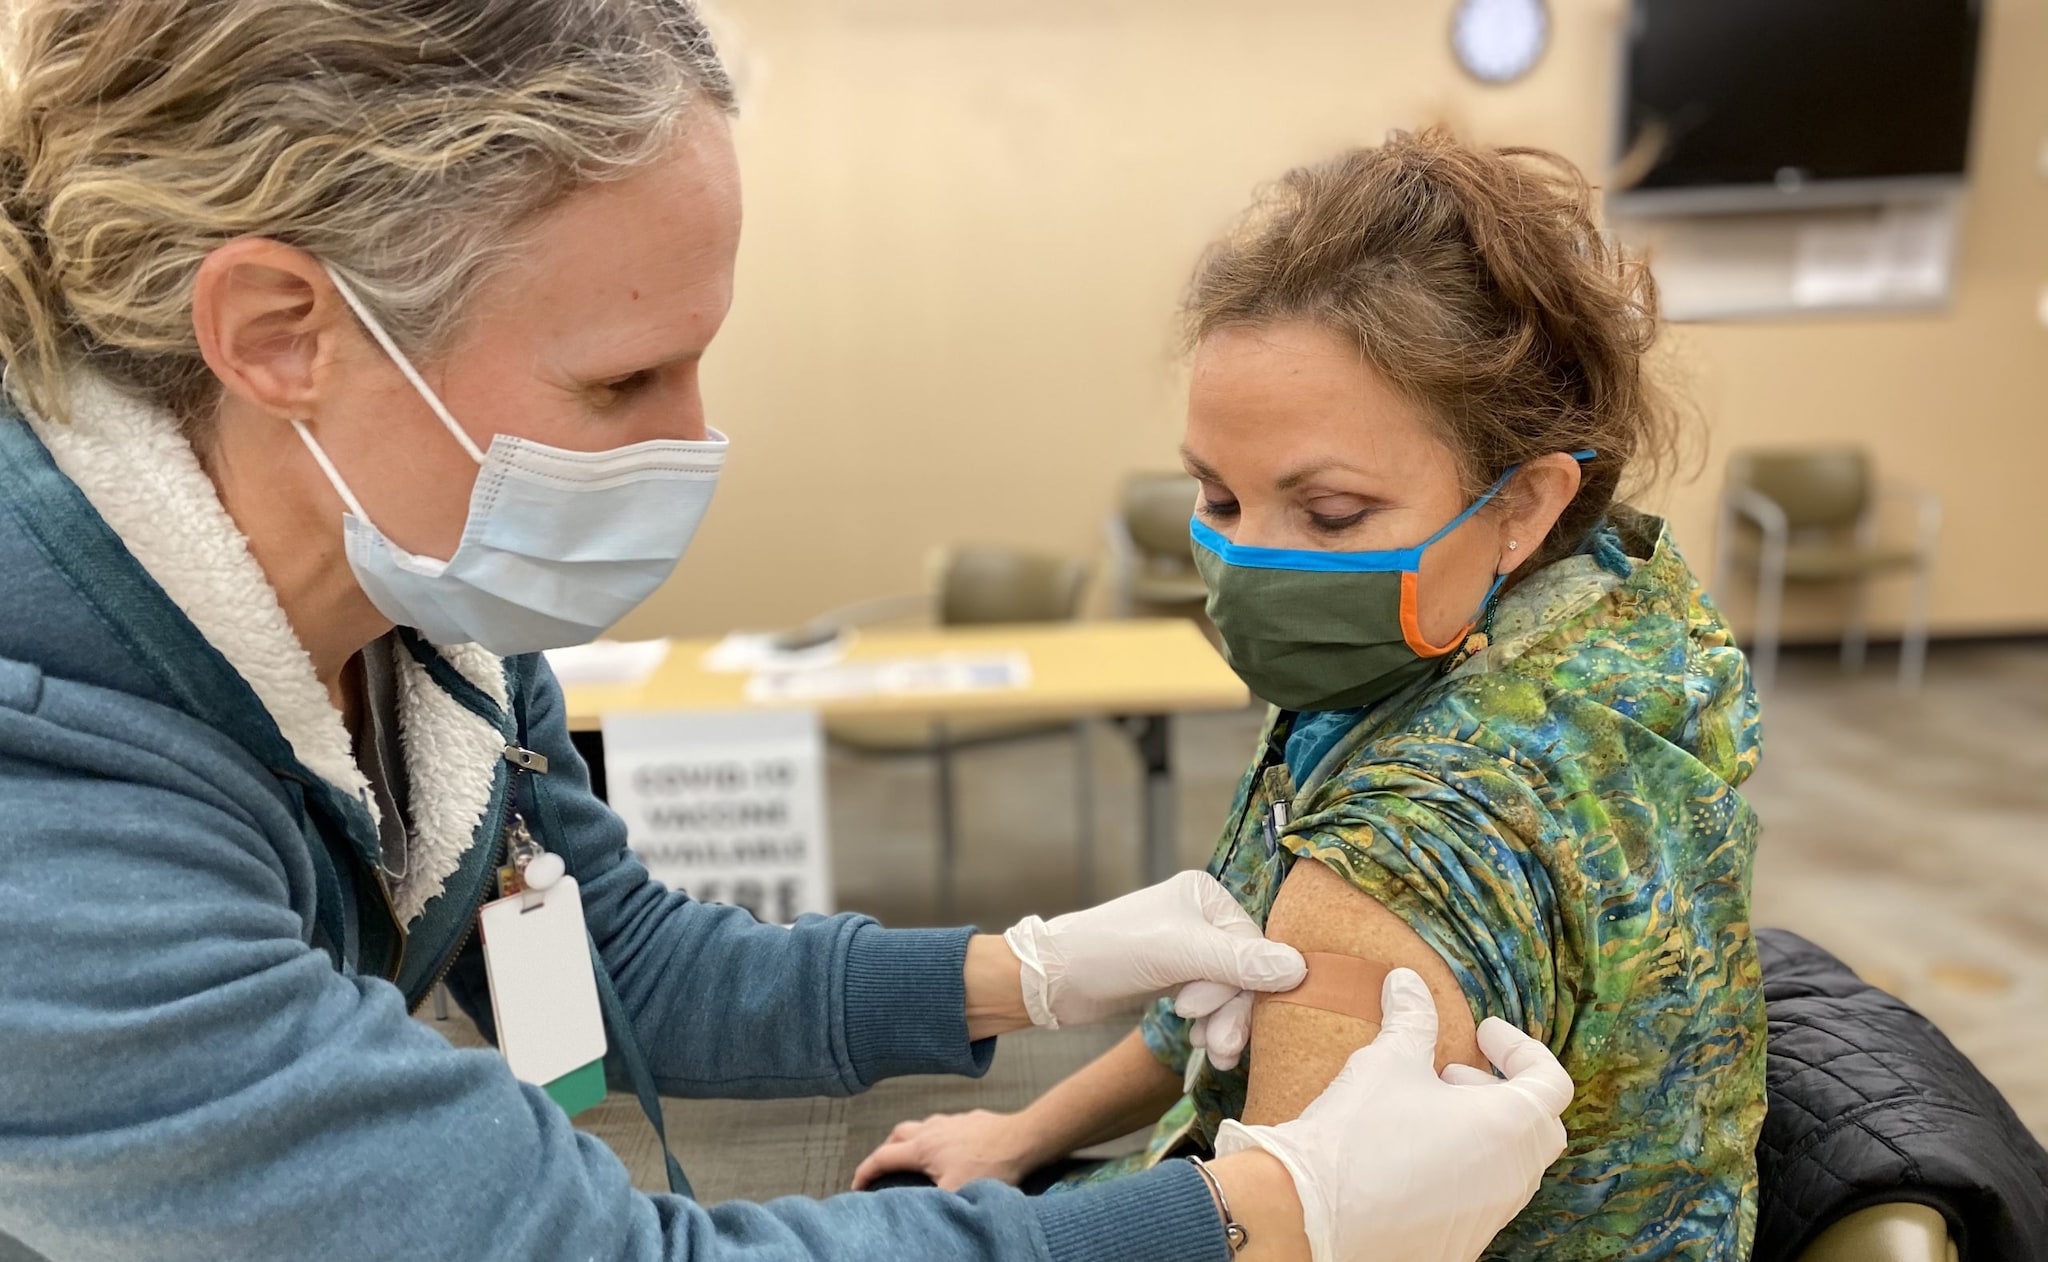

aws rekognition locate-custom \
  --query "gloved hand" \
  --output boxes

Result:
[1213,968,1573,1262]
[1002,870,1305,1065]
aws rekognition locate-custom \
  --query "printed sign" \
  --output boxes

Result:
[600,709,833,923]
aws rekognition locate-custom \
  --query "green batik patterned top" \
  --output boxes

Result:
[1061,510,1766,1261]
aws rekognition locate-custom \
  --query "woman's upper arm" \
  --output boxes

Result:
[1242,858,1485,1125]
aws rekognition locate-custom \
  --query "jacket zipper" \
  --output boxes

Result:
[372,864,411,988]
[404,744,549,1016]
[403,824,503,1015]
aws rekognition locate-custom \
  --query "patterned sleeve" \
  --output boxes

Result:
[1277,733,1570,1048]
[1138,995,1194,1075]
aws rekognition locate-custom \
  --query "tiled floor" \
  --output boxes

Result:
[426,639,2048,1197]
[1742,642,2048,1144]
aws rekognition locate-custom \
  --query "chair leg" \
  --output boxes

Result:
[1841,574,1871,673]
[1901,563,1934,691]
[935,724,959,923]
[1753,540,1785,696]
[1072,720,1095,907]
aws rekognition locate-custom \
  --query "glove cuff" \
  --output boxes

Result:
[1212,1121,1333,1262]
[1002,917,1061,1028]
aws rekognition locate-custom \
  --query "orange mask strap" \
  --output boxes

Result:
[1255,952,1394,1023]
[1398,571,1473,658]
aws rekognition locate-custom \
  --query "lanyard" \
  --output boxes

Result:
[589,931,693,1199]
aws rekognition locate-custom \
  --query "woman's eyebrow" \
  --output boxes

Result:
[1178,448,1226,482]
[1275,460,1373,491]
[1181,450,1385,494]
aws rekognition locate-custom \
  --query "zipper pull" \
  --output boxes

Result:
[498,815,547,900]
[497,746,551,901]
[503,744,549,774]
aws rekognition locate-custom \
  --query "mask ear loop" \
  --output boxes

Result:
[321,264,487,466]
[292,418,372,522]
[1417,449,1601,661]
[1468,448,1601,640]
[1399,464,1522,657]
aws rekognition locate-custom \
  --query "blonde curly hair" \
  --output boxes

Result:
[0,0,734,426]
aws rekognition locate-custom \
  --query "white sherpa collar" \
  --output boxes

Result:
[28,373,505,923]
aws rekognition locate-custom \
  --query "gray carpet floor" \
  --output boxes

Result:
[423,640,2048,1200]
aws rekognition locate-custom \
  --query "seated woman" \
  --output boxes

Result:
[855,129,1765,1259]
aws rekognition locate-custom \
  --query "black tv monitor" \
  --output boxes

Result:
[1613,0,1983,213]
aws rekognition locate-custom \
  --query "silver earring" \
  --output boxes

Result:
[1507,540,1519,551]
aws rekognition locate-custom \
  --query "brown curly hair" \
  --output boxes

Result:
[1183,127,1683,573]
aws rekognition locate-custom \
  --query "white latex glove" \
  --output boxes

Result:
[1002,871,1306,1066]
[1213,968,1574,1262]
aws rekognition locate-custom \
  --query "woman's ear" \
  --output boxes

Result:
[1496,452,1584,574]
[190,238,344,420]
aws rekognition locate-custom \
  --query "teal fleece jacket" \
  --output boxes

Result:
[0,392,1226,1262]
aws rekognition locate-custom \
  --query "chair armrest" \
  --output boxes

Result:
[1874,482,1944,557]
[1723,485,1790,544]
[1796,1202,1953,1262]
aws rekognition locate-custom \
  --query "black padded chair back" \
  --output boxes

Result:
[1754,929,2048,1261]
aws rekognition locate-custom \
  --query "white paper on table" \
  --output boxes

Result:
[743,652,1031,703]
[702,630,852,674]
[542,638,671,687]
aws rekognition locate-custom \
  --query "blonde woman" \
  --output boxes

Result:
[0,4,1573,1262]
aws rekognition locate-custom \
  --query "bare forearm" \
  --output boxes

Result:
[963,934,1032,1041]
[1013,1028,1185,1163]
[1205,1151,1312,1262]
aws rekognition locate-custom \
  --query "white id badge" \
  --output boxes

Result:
[478,874,609,1115]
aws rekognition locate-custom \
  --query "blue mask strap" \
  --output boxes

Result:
[1418,466,1518,551]
[1456,450,1595,643]
[1417,449,1597,553]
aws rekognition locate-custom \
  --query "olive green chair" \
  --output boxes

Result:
[827,547,1095,920]
[1713,447,1941,694]
[1107,472,1209,616]
[1797,1203,1956,1262]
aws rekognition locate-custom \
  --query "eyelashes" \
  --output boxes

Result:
[1195,499,1373,536]
[1307,508,1373,534]
[590,368,659,407]
[1196,495,1376,536]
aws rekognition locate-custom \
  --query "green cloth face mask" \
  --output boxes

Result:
[1190,451,1594,712]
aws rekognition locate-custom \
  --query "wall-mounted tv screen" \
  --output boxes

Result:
[1614,0,1982,213]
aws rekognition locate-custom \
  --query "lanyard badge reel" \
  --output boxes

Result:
[478,738,693,1198]
[478,765,609,1118]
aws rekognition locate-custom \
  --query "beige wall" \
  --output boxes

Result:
[618,0,2048,644]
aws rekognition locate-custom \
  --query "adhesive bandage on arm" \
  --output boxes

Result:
[1242,859,1486,1126]
[1254,952,1395,1023]
[1241,952,1398,1125]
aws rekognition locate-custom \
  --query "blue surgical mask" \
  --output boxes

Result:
[292,265,727,656]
